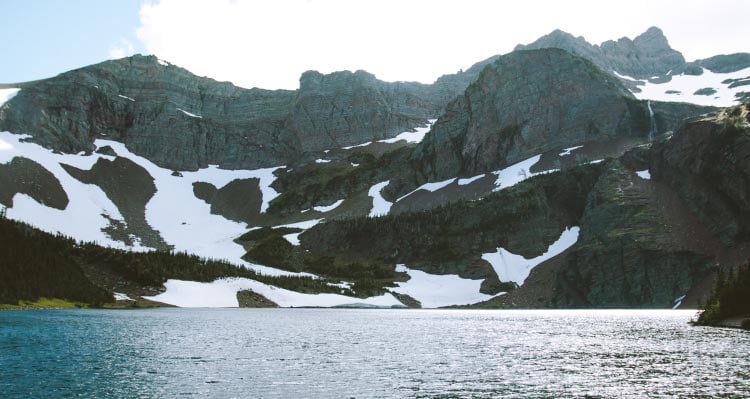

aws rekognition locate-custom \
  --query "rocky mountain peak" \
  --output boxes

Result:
[634,26,670,47]
[298,69,379,92]
[517,27,685,78]
[410,48,646,181]
[516,29,589,50]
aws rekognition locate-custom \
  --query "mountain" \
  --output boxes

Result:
[0,56,450,171]
[473,103,750,308]
[515,27,750,107]
[1,27,748,309]
[515,27,686,79]
[410,48,686,182]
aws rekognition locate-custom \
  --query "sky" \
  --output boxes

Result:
[1,0,749,90]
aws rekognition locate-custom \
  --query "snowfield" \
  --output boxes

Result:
[92,140,289,275]
[1,130,415,307]
[378,119,436,144]
[0,131,295,274]
[392,264,498,308]
[0,132,143,250]
[482,226,580,286]
[313,199,344,213]
[396,177,456,202]
[616,67,750,107]
[145,278,404,308]
[342,119,436,149]
[0,88,20,105]
[492,154,557,192]
[368,181,392,217]
[176,108,202,118]
[559,145,583,156]
[458,174,485,185]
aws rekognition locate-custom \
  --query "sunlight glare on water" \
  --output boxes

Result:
[1,309,748,398]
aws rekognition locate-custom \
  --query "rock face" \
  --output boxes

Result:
[236,290,278,308]
[0,157,68,210]
[650,104,750,246]
[287,70,437,152]
[515,27,686,78]
[0,55,446,171]
[192,178,263,225]
[499,105,750,308]
[61,157,168,250]
[552,161,712,307]
[682,53,750,75]
[515,27,750,78]
[0,55,297,171]
[410,48,647,181]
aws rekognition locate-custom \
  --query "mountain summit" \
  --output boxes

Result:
[515,26,685,78]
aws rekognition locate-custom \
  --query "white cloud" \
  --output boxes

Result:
[135,0,750,90]
[109,39,135,59]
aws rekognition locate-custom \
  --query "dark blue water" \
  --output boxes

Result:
[1,309,748,398]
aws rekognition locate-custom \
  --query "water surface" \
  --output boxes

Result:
[1,309,747,398]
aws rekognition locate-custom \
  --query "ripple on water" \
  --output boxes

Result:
[0,309,748,398]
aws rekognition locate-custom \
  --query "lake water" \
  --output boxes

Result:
[1,309,748,398]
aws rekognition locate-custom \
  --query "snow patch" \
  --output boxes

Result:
[341,141,372,150]
[626,67,750,107]
[0,132,141,250]
[282,233,301,246]
[392,264,496,308]
[117,94,135,102]
[157,58,170,66]
[315,159,331,164]
[397,178,456,202]
[482,226,580,286]
[145,278,404,308]
[0,137,13,151]
[92,139,288,275]
[612,70,639,81]
[340,120,437,149]
[0,88,20,106]
[113,292,134,301]
[491,154,557,192]
[275,218,323,230]
[458,174,485,186]
[313,199,344,213]
[176,108,202,118]
[378,119,436,144]
[368,181,392,217]
[636,170,651,180]
[559,145,583,157]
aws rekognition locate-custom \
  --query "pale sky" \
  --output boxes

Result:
[2,0,749,90]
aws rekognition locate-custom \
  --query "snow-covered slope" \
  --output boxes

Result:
[615,67,750,107]
[482,227,580,286]
[0,132,139,250]
[146,278,404,308]
[392,264,499,308]
[0,128,418,307]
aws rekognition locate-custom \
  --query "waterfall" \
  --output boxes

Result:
[647,100,657,140]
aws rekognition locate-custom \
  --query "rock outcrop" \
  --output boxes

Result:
[0,55,446,171]
[286,70,437,152]
[0,157,68,210]
[650,104,750,246]
[410,49,647,181]
[516,26,750,79]
[515,27,686,78]
[61,157,168,250]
